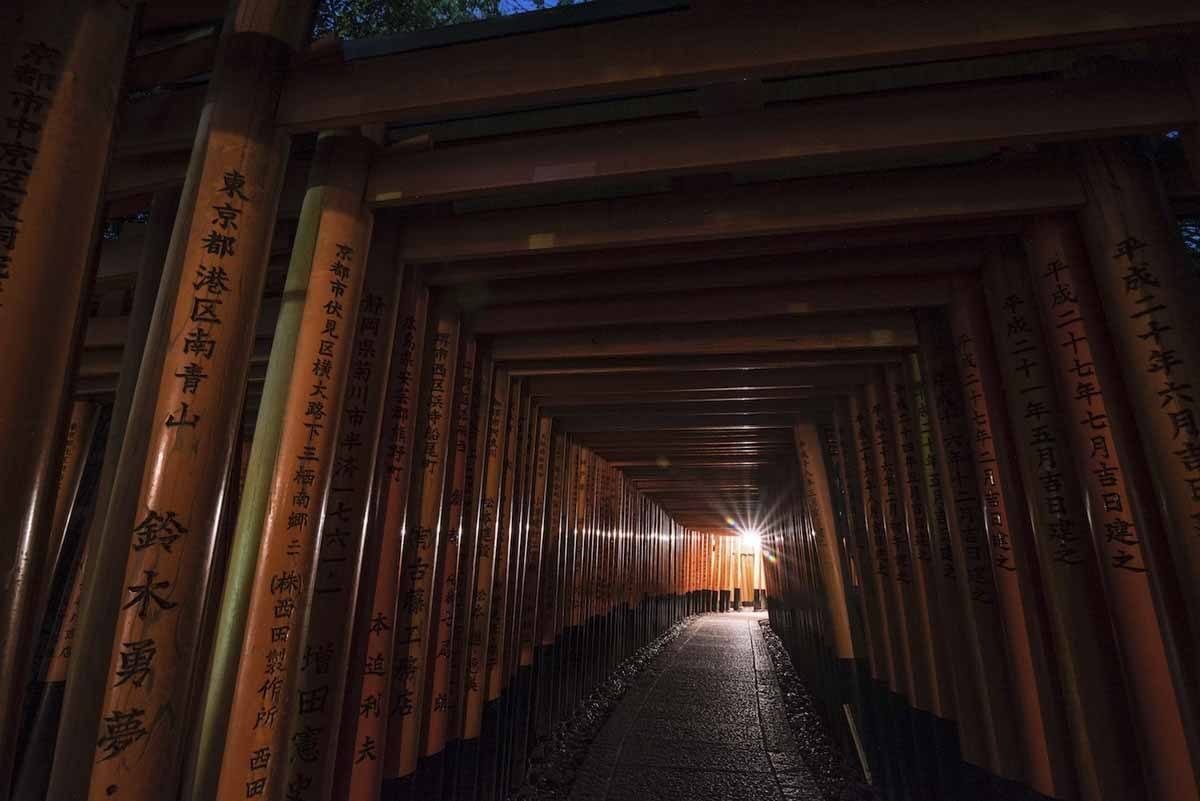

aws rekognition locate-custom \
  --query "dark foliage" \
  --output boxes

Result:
[313,0,580,39]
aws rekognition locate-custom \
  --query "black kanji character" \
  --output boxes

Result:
[254,705,277,729]
[1169,409,1198,441]
[355,736,376,763]
[265,649,285,675]
[291,726,321,763]
[258,676,283,703]
[211,203,241,231]
[200,231,236,257]
[123,571,176,618]
[97,707,147,761]
[221,169,249,201]
[183,327,217,359]
[364,652,385,676]
[284,773,311,801]
[193,264,232,295]
[174,362,208,394]
[298,686,328,715]
[271,571,301,594]
[360,693,382,718]
[1122,262,1159,292]
[113,639,156,688]
[1104,518,1138,546]
[131,510,187,552]
[166,402,200,428]
[301,642,333,674]
[249,746,271,771]
[190,296,222,324]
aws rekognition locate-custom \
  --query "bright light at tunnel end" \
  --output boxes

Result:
[738,525,761,548]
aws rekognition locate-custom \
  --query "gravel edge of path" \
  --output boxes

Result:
[757,619,881,801]
[510,615,695,801]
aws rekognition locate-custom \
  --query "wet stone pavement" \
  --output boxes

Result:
[568,612,824,801]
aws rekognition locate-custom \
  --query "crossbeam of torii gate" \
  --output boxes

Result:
[2,1,1200,801]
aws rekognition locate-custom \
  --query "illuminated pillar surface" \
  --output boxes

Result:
[0,6,137,791]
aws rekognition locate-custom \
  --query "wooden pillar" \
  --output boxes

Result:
[949,282,1077,799]
[441,354,494,787]
[71,1,314,796]
[482,380,524,711]
[1075,139,1200,644]
[532,432,567,741]
[549,440,580,723]
[914,309,1026,782]
[334,273,429,801]
[864,379,920,705]
[204,128,373,801]
[0,4,137,786]
[273,221,402,801]
[458,370,512,739]
[38,401,102,624]
[905,354,989,775]
[181,403,249,798]
[795,423,856,663]
[188,132,383,801]
[489,392,530,707]
[1024,215,1200,799]
[52,186,177,801]
[828,405,883,681]
[12,401,100,801]
[14,554,86,799]
[984,240,1146,800]
[448,372,513,800]
[383,303,461,787]
[421,337,479,767]
[510,415,554,779]
[846,393,898,692]
[883,366,949,719]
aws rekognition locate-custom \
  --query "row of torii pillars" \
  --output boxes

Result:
[1,8,753,800]
[3,1,1200,801]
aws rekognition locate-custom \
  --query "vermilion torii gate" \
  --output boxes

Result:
[2,1,1200,800]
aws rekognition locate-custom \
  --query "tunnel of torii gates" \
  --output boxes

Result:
[5,1,1200,801]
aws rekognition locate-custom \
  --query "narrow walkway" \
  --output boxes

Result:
[570,612,824,801]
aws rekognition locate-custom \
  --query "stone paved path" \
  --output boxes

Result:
[569,611,824,801]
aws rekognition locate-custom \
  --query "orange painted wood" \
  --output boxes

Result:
[281,223,403,801]
[914,309,1025,778]
[335,274,429,800]
[905,353,985,765]
[445,354,495,749]
[884,365,950,718]
[0,5,137,786]
[460,371,512,740]
[949,283,1076,798]
[84,5,307,795]
[1076,140,1200,644]
[983,241,1144,801]
[1024,216,1200,799]
[212,131,374,801]
[422,337,479,760]
[384,306,461,780]
[846,392,900,693]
